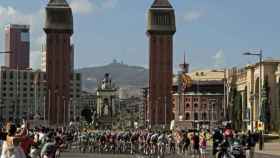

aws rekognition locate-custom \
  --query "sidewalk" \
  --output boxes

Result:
[255,142,280,156]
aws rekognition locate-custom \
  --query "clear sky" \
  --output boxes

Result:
[0,0,280,71]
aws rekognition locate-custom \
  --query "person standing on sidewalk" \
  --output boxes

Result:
[246,130,256,158]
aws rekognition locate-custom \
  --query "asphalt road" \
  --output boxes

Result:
[61,152,280,158]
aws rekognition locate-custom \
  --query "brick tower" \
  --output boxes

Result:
[147,0,176,126]
[44,0,73,126]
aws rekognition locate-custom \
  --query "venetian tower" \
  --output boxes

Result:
[147,0,176,126]
[44,0,73,126]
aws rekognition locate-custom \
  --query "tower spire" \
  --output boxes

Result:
[179,51,189,73]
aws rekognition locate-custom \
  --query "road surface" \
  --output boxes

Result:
[61,152,280,158]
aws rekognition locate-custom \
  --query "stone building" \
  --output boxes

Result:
[173,69,226,130]
[78,91,97,121]
[227,59,280,131]
[119,96,145,128]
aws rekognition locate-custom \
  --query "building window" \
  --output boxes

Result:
[9,72,13,79]
[193,98,199,102]
[23,72,27,79]
[185,113,190,120]
[2,71,6,79]
[194,103,198,108]
[185,103,190,108]
[202,112,207,120]
[203,104,207,109]
[30,74,34,80]
[76,74,81,80]
[212,104,216,109]
[194,113,199,120]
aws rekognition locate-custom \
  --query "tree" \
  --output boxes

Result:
[230,88,242,130]
[81,108,93,124]
[260,76,271,132]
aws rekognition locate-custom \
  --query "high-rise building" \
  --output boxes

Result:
[4,24,30,69]
[0,67,81,123]
[44,0,73,126]
[146,0,176,126]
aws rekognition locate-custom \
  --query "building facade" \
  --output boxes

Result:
[227,59,280,131]
[146,0,176,126]
[4,24,30,69]
[173,70,226,130]
[78,91,97,121]
[119,96,145,128]
[0,67,81,124]
[44,0,73,126]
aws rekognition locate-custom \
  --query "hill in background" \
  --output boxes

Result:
[76,61,148,96]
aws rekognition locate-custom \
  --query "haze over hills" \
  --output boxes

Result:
[76,60,149,95]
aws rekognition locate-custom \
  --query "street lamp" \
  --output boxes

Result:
[0,51,12,54]
[243,49,263,129]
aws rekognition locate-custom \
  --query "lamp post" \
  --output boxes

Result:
[62,96,66,127]
[243,49,263,129]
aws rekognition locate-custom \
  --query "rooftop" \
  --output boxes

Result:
[48,0,69,6]
[151,0,173,8]
[187,69,225,81]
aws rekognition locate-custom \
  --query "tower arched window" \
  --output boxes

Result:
[202,112,207,120]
